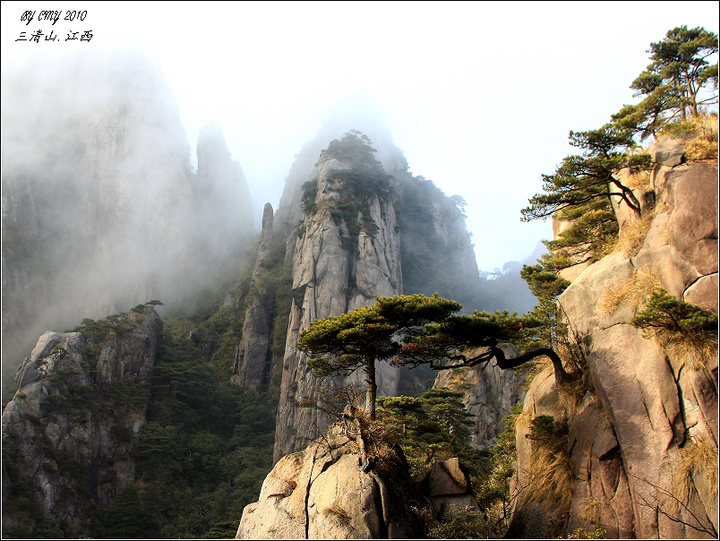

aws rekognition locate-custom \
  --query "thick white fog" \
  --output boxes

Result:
[2,2,717,269]
[2,1,718,369]
[1,49,256,367]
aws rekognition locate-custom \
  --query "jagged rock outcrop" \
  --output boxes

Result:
[433,344,526,449]
[231,203,277,389]
[510,149,718,538]
[2,306,162,537]
[236,414,425,539]
[419,457,481,518]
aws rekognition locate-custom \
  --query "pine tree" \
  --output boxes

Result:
[299,294,462,419]
[613,26,718,138]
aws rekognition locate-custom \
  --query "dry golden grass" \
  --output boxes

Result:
[646,113,719,161]
[514,404,533,432]
[597,268,664,316]
[581,495,604,525]
[686,113,718,160]
[625,169,652,191]
[664,331,718,372]
[694,113,719,143]
[685,139,719,161]
[674,438,719,503]
[325,504,352,525]
[523,443,573,515]
[611,210,656,257]
[515,412,574,517]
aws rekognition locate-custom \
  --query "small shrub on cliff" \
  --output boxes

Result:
[631,289,718,368]
[427,505,492,539]
[545,206,619,267]
[301,178,318,214]
[527,415,569,444]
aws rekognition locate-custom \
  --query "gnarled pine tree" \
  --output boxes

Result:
[300,295,573,421]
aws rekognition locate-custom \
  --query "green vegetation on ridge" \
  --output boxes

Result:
[522,25,717,287]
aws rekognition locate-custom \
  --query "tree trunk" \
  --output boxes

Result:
[492,346,570,386]
[364,354,377,420]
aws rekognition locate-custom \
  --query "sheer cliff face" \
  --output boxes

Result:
[433,344,526,450]
[228,129,485,462]
[510,150,718,539]
[1,51,254,369]
[274,136,404,460]
[2,306,162,537]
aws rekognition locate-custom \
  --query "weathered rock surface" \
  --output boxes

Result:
[253,127,487,462]
[231,203,277,389]
[236,418,425,539]
[512,154,718,538]
[433,344,526,450]
[419,457,480,518]
[274,148,404,461]
[1,306,162,537]
[650,137,687,167]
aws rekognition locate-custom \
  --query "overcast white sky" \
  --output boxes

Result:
[2,1,718,271]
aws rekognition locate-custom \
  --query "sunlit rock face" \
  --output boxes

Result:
[510,154,718,539]
[1,306,162,537]
[273,139,404,461]
[236,417,424,539]
[1,50,255,369]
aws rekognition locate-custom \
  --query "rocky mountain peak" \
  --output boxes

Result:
[2,305,163,537]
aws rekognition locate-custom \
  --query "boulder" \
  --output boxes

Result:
[651,137,686,167]
[237,418,425,539]
[421,457,480,519]
[684,274,719,315]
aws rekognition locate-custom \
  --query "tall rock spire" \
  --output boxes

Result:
[273,134,404,459]
[194,123,255,270]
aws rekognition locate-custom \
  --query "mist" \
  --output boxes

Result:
[1,49,256,369]
[1,46,544,377]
